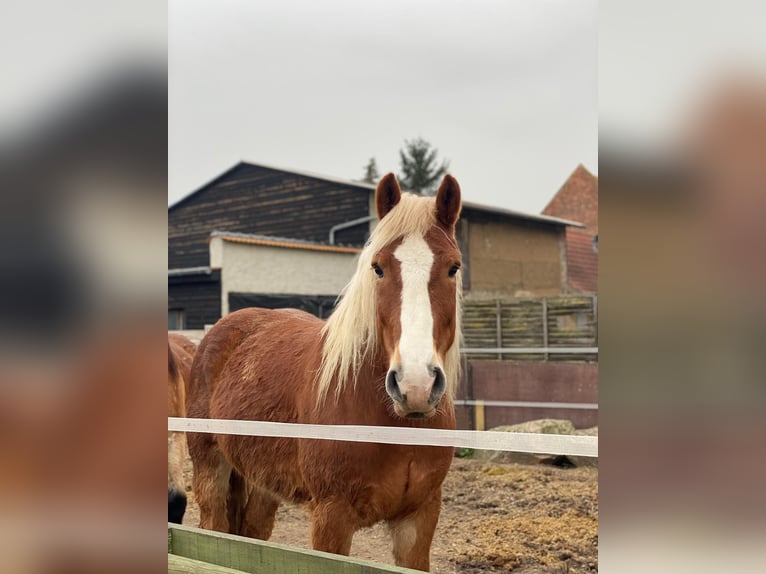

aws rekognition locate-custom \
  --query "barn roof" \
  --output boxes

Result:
[209,231,362,254]
[170,160,584,229]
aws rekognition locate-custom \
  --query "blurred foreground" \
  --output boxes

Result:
[600,23,766,574]
[0,2,166,573]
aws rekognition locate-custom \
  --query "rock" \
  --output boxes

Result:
[474,419,597,467]
[491,419,576,436]
[573,425,598,436]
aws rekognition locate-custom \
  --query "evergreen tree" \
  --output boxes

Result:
[397,138,449,196]
[361,157,380,184]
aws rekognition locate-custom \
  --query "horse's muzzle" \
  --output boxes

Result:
[385,364,446,417]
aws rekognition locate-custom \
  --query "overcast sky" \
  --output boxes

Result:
[169,0,597,213]
[599,0,766,151]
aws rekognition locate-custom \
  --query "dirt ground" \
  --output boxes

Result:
[182,456,597,573]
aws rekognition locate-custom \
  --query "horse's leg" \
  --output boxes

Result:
[388,487,442,572]
[226,469,248,535]
[310,498,357,556]
[188,433,232,532]
[239,485,280,540]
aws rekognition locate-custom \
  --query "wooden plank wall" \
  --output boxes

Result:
[169,164,371,269]
[462,295,598,362]
[454,362,598,430]
[457,295,597,430]
[168,271,222,329]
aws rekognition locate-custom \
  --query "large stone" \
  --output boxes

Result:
[491,419,576,436]
[573,425,598,437]
[473,419,598,467]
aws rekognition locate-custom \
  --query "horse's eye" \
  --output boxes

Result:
[372,263,384,278]
[448,264,460,278]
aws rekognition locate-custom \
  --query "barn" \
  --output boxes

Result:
[168,161,582,329]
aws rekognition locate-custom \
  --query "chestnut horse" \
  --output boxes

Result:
[168,332,196,524]
[187,173,462,571]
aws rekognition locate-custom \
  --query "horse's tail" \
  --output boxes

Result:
[168,341,179,379]
[226,469,248,535]
[168,340,188,524]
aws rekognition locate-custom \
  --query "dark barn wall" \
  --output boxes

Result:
[169,164,371,269]
[228,292,339,319]
[168,271,222,329]
[455,361,598,430]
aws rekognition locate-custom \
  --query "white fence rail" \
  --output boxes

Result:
[169,417,598,458]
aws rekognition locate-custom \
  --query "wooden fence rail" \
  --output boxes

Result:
[169,524,420,574]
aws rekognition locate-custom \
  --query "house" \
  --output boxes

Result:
[542,164,598,293]
[168,161,582,329]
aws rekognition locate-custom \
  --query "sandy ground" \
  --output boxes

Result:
[182,456,597,573]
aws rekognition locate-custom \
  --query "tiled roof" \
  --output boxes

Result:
[542,164,598,233]
[209,231,361,254]
[566,229,598,293]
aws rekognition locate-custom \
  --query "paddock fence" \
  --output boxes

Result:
[168,416,597,573]
[169,299,597,570]
[168,417,597,458]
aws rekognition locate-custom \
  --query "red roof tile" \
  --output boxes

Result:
[213,233,361,254]
[566,229,598,293]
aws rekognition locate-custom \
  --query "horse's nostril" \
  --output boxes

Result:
[429,366,446,406]
[385,369,404,403]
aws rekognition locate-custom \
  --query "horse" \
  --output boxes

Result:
[168,332,196,524]
[187,173,462,571]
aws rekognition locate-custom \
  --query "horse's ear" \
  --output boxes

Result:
[375,173,401,220]
[435,174,462,231]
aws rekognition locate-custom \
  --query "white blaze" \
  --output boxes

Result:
[394,234,435,379]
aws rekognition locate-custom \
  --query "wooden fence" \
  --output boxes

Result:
[170,521,431,573]
[454,361,598,430]
[462,296,598,362]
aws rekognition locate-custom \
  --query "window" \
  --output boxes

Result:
[168,309,184,330]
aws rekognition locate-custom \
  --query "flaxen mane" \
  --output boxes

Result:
[316,193,463,404]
